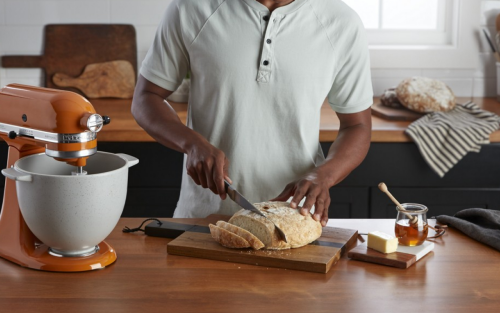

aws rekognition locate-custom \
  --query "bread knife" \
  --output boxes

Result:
[224,180,288,243]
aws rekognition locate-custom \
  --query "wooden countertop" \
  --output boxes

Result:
[92,97,500,143]
[1,218,498,313]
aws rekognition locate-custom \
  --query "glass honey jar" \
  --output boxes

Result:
[394,203,428,246]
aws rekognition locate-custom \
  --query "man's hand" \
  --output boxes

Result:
[270,107,372,227]
[186,140,231,200]
[271,167,332,227]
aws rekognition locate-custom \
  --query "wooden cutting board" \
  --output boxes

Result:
[371,103,425,121]
[347,241,434,269]
[1,24,137,97]
[52,60,135,99]
[166,215,358,273]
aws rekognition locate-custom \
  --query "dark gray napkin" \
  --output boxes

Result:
[436,208,500,251]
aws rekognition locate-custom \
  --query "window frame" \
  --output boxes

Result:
[364,0,451,46]
[364,0,480,69]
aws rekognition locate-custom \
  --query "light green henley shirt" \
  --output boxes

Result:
[140,0,373,217]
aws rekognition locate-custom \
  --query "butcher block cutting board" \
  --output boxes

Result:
[371,103,425,121]
[164,215,358,273]
[1,24,137,97]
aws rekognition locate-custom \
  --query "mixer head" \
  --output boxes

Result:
[0,84,110,167]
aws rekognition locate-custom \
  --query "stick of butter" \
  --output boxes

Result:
[367,231,398,254]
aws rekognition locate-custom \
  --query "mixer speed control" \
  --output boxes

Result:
[81,113,105,132]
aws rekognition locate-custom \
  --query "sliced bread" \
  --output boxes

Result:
[209,224,251,249]
[216,220,265,250]
[228,201,322,250]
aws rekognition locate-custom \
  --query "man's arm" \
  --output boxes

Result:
[131,75,230,199]
[271,107,372,226]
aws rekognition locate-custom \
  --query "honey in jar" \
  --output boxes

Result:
[394,203,428,246]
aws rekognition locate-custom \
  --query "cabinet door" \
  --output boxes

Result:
[98,142,184,188]
[328,187,369,218]
[370,187,500,218]
[123,188,180,217]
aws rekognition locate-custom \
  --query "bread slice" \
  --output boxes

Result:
[216,220,265,250]
[209,224,250,249]
[228,201,322,250]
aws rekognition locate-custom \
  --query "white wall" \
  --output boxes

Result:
[0,0,499,98]
[0,0,173,89]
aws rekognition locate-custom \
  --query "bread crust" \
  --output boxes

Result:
[216,220,265,250]
[209,224,251,249]
[396,77,455,113]
[228,201,322,250]
[380,88,403,108]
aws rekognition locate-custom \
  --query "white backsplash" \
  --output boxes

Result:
[0,0,499,98]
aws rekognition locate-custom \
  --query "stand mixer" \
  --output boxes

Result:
[0,83,133,272]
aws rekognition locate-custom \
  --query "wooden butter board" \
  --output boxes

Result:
[166,214,358,273]
[52,60,135,99]
[371,103,425,121]
[347,241,434,269]
[1,24,137,97]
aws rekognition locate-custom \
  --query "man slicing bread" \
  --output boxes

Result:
[132,0,373,227]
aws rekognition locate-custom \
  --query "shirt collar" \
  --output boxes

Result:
[241,0,308,15]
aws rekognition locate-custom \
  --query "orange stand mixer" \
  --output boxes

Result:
[0,83,117,272]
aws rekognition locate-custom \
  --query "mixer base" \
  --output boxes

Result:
[0,240,117,272]
[49,245,100,258]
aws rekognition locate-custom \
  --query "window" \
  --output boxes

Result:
[343,0,453,46]
[341,0,480,69]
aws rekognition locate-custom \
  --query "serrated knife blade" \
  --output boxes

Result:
[224,180,288,243]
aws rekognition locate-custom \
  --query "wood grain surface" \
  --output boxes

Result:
[371,103,425,121]
[347,244,416,268]
[53,60,135,99]
[1,24,137,96]
[88,97,500,143]
[166,215,358,273]
[0,218,499,313]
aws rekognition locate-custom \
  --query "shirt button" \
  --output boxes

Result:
[266,39,272,44]
[263,60,269,66]
[263,16,270,21]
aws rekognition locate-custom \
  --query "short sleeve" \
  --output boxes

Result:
[140,0,189,91]
[328,15,373,114]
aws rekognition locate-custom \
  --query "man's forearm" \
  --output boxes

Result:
[131,91,207,155]
[320,121,371,187]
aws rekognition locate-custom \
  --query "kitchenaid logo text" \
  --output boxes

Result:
[60,132,95,143]
[63,135,81,141]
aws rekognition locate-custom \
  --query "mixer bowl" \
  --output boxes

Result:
[2,151,138,257]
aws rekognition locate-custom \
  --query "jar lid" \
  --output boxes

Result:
[396,203,428,214]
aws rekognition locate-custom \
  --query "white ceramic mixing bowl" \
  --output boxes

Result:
[2,152,138,257]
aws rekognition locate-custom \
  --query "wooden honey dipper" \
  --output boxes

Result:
[378,182,439,232]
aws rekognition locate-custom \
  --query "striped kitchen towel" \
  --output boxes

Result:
[405,101,500,177]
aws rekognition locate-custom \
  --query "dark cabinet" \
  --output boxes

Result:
[328,187,369,218]
[2,141,500,218]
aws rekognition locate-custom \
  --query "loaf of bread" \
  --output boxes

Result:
[209,224,250,249]
[216,220,265,250]
[380,88,403,108]
[228,201,322,250]
[395,77,455,113]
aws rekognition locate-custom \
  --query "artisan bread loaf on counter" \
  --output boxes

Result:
[209,224,250,249]
[395,77,456,113]
[228,201,322,250]
[216,220,265,250]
